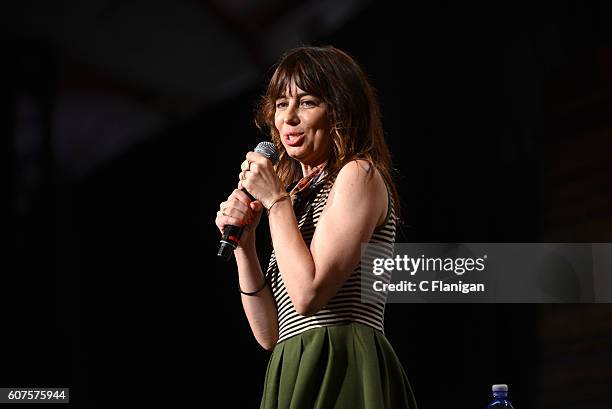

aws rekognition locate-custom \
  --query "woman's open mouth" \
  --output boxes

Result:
[284,133,305,147]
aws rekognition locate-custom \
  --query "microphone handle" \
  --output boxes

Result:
[217,188,255,260]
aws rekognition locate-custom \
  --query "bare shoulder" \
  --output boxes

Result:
[327,160,388,223]
[334,159,385,191]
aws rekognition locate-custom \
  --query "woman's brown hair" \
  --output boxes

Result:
[255,46,401,218]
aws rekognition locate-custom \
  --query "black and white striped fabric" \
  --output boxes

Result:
[266,171,397,343]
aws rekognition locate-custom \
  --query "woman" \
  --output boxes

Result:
[215,46,417,409]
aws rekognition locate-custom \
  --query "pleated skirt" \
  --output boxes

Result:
[260,322,418,409]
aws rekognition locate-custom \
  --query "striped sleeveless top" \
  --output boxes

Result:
[265,170,397,343]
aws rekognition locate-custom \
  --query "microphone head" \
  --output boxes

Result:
[254,141,279,165]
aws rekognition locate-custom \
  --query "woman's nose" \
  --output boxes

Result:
[283,105,300,125]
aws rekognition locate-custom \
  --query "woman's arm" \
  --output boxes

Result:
[268,160,388,316]
[215,189,278,350]
[234,242,279,351]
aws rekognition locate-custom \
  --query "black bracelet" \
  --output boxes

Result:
[239,276,268,296]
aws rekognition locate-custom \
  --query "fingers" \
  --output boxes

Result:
[236,152,277,208]
[220,205,249,220]
[215,205,254,230]
[230,188,251,205]
[239,170,254,194]
[246,151,269,166]
[216,189,255,229]
[215,210,246,230]
[216,153,271,235]
[250,200,263,212]
[239,166,256,181]
[245,151,259,163]
[221,197,251,217]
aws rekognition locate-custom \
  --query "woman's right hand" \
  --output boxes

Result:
[215,188,264,249]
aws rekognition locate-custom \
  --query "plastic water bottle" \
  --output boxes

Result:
[486,384,514,408]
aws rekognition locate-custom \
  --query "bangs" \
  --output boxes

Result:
[267,55,326,100]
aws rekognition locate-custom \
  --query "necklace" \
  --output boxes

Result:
[288,163,327,208]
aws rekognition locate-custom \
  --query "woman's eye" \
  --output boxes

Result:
[301,100,315,107]
[275,101,288,109]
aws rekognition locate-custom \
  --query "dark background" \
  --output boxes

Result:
[3,1,612,407]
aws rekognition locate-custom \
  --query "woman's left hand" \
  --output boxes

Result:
[239,151,286,209]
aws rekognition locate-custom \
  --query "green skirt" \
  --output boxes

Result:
[260,322,418,409]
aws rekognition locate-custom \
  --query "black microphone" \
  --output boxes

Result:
[217,141,279,260]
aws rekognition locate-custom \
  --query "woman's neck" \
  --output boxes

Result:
[300,160,327,178]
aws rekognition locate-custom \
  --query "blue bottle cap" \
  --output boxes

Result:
[492,384,508,392]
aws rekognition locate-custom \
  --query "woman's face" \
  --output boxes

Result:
[274,83,331,166]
